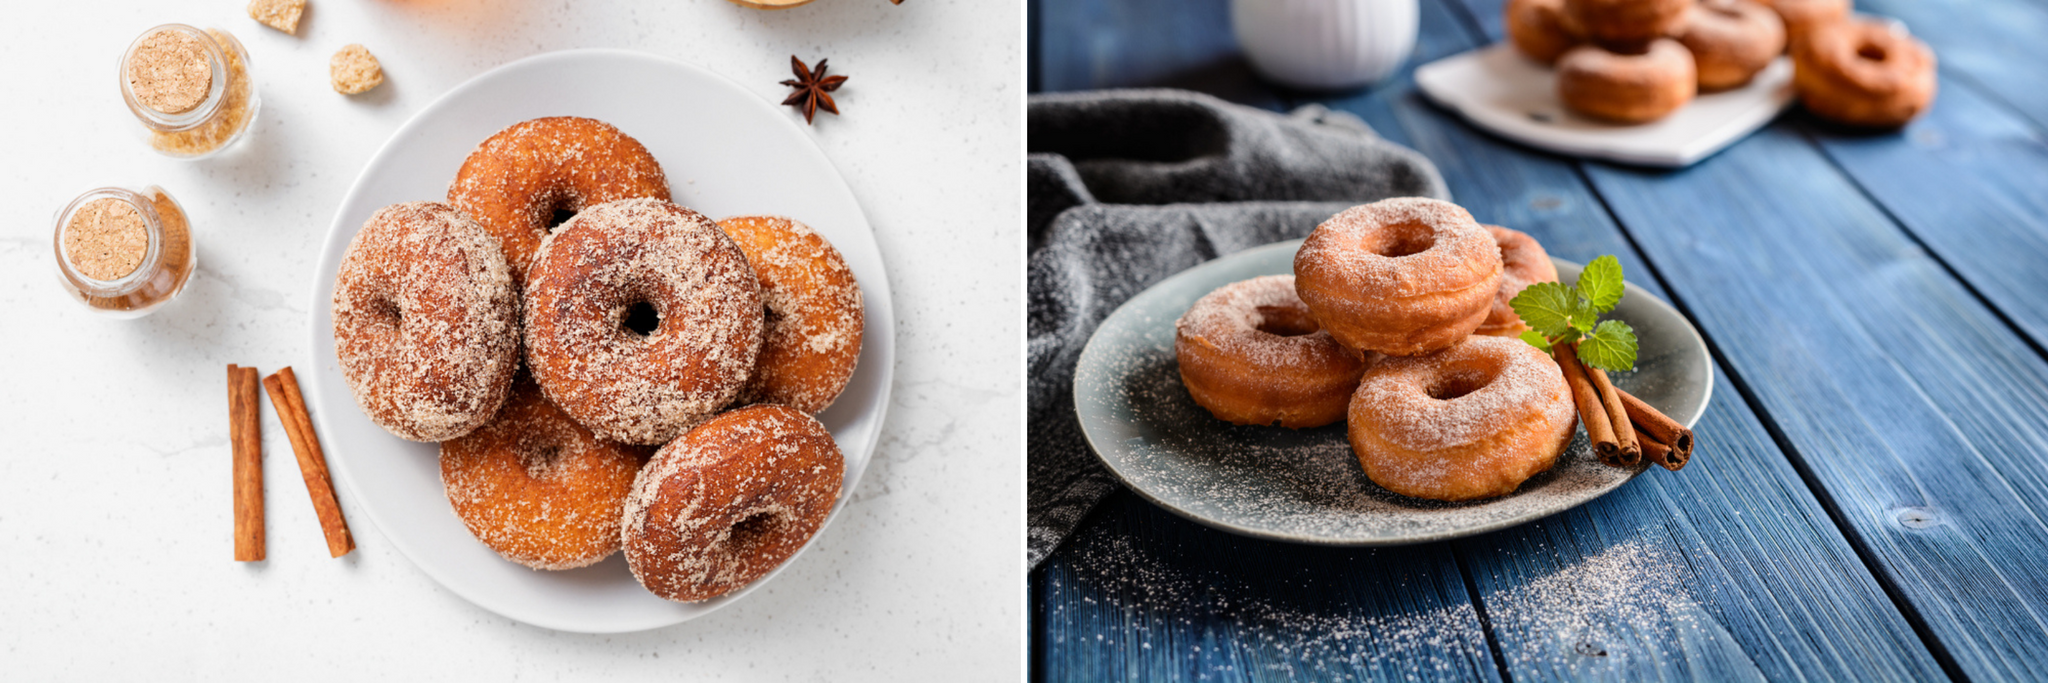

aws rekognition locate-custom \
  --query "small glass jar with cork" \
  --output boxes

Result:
[52,186,198,318]
[120,24,260,159]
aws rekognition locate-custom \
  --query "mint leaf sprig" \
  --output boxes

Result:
[1511,255,1638,372]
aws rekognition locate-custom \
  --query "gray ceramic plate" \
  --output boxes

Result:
[1073,239,1711,545]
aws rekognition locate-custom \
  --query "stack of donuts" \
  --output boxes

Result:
[1174,197,1578,502]
[1506,0,1934,128]
[331,116,864,603]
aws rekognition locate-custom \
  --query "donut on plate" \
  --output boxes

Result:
[1347,335,1576,501]
[1676,0,1785,91]
[1563,0,1695,49]
[1506,0,1585,65]
[622,404,843,603]
[1293,198,1501,357]
[1557,39,1698,123]
[1757,0,1848,48]
[524,198,764,445]
[1474,226,1560,337]
[717,215,864,414]
[440,376,653,570]
[1792,18,1936,128]
[1175,275,1373,429]
[448,116,671,284]
[333,201,518,443]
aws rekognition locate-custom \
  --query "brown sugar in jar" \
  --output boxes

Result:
[120,25,260,159]
[53,187,197,318]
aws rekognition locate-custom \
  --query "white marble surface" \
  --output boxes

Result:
[0,1,1020,678]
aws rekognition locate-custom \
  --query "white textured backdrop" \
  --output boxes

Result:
[0,0,1020,678]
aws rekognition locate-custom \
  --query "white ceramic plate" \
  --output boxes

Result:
[1415,43,1793,167]
[1073,241,1710,545]
[301,50,894,633]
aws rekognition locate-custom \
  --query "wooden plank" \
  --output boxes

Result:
[1034,0,1287,110]
[1037,492,1505,682]
[1292,3,1946,680]
[1801,78,2048,357]
[1579,119,2048,681]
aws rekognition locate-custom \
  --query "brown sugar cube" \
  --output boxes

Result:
[330,44,384,94]
[248,0,306,35]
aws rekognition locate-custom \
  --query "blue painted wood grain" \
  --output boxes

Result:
[1854,0,2048,130]
[1034,0,1288,110]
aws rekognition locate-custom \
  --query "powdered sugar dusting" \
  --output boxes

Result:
[1293,197,1499,297]
[718,215,864,414]
[333,201,518,442]
[524,198,763,445]
[1175,275,1359,372]
[1351,336,1572,454]
[1477,226,1560,335]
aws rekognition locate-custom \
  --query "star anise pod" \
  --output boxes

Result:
[780,56,847,125]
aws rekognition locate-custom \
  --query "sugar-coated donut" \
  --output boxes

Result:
[622,404,843,603]
[1175,275,1373,429]
[1557,40,1698,123]
[1564,0,1695,49]
[1347,335,1576,501]
[333,201,518,443]
[1507,0,1585,64]
[1294,198,1502,357]
[1677,0,1785,91]
[524,198,764,445]
[717,216,864,414]
[1792,19,1936,128]
[448,116,671,285]
[1475,226,1561,337]
[440,377,653,570]
[1757,0,1848,48]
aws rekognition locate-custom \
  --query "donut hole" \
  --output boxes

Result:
[623,301,661,336]
[1254,306,1321,337]
[1369,222,1437,258]
[727,510,786,555]
[519,443,565,480]
[548,207,577,231]
[1857,43,1888,62]
[372,297,404,329]
[1427,370,1493,401]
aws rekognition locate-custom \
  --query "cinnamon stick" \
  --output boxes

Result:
[1552,343,1621,466]
[1643,433,1689,471]
[262,367,356,558]
[229,364,264,562]
[1586,365,1642,467]
[1614,386,1694,459]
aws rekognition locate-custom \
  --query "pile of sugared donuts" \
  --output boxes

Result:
[1174,197,1577,502]
[1506,0,1935,128]
[332,116,864,603]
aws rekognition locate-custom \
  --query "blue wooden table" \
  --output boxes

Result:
[1030,0,2048,679]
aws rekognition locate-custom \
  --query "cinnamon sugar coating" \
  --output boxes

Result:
[1175,275,1370,429]
[448,117,671,285]
[717,215,864,414]
[333,201,519,442]
[1293,198,1502,357]
[622,405,843,603]
[1474,226,1560,337]
[524,198,763,445]
[441,377,653,570]
[1347,336,1576,501]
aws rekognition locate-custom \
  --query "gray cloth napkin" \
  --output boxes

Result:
[1028,89,1449,568]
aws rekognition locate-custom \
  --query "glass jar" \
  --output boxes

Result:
[120,24,260,159]
[52,186,198,318]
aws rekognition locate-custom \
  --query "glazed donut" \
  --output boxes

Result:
[1175,275,1373,429]
[1757,0,1848,48]
[1563,0,1695,49]
[1792,19,1936,128]
[1506,0,1584,65]
[440,377,653,570]
[333,201,518,442]
[1474,226,1561,337]
[524,198,764,445]
[1293,198,1501,357]
[1347,335,1576,501]
[622,404,843,603]
[1557,40,1698,123]
[448,116,671,284]
[1676,0,1785,91]
[717,216,865,414]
